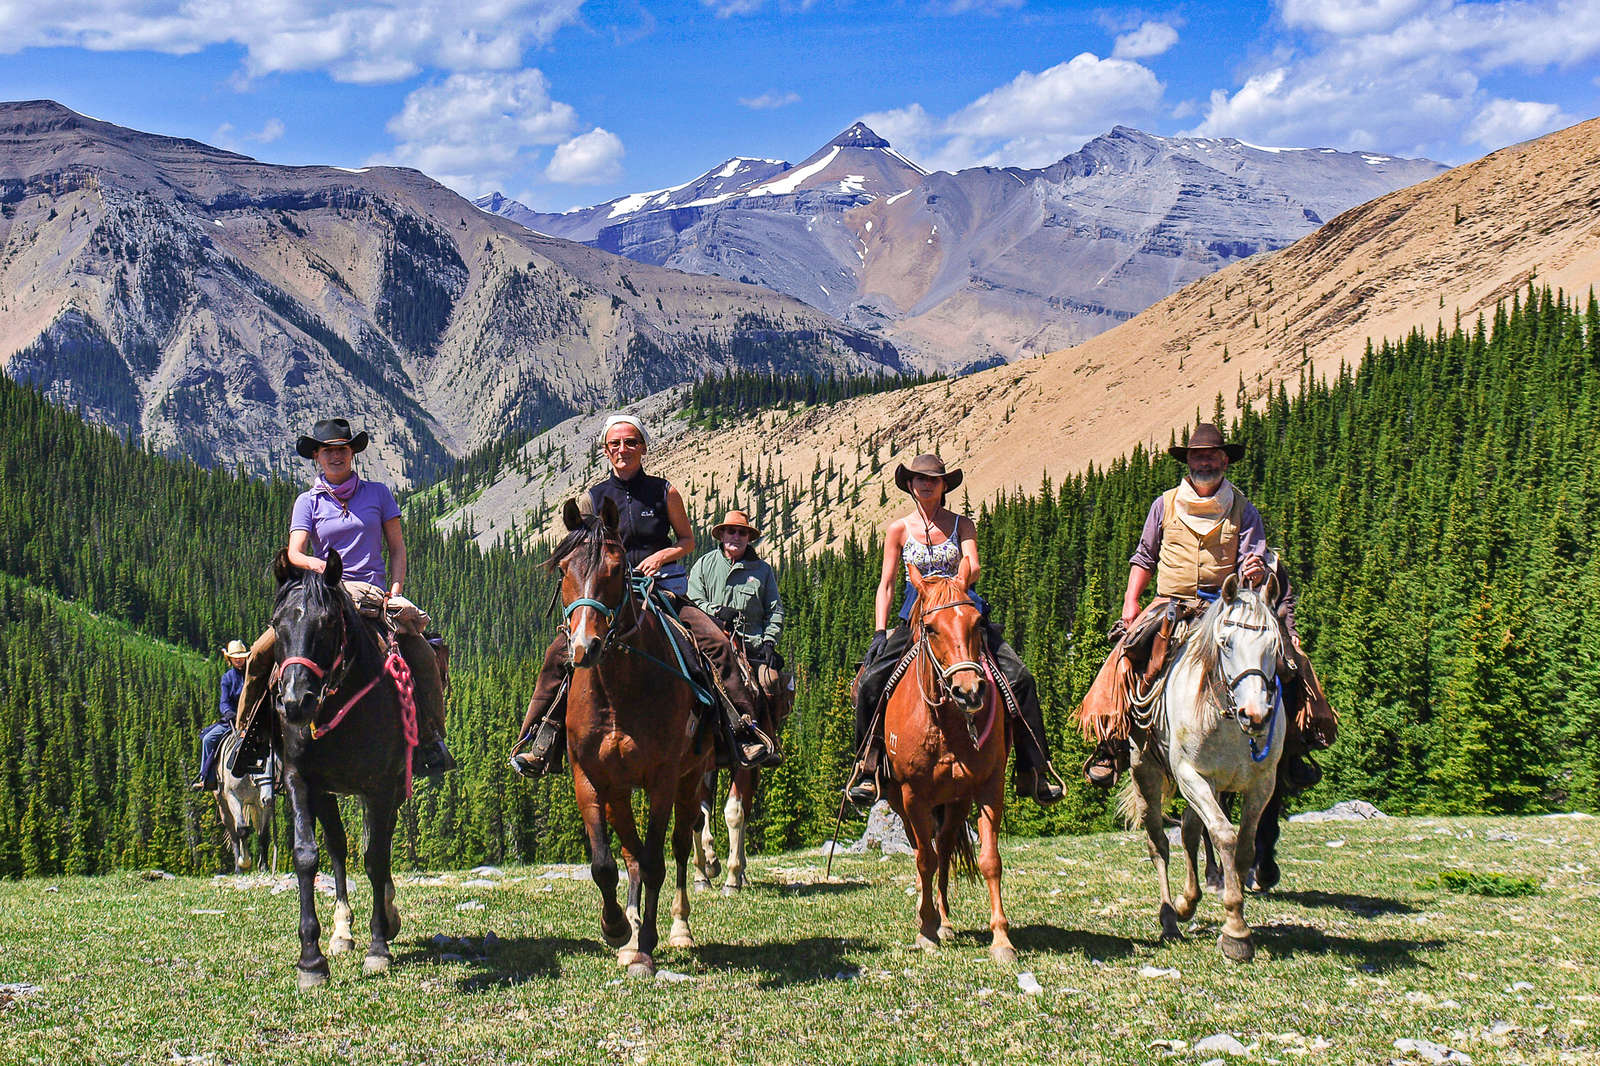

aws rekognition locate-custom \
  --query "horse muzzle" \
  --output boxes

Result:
[951,676,985,712]
[568,633,603,668]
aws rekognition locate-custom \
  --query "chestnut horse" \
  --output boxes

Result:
[269,548,414,989]
[549,498,714,976]
[883,566,1016,963]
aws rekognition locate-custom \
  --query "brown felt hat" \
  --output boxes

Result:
[711,510,761,542]
[296,417,370,459]
[894,454,963,494]
[1168,423,1244,463]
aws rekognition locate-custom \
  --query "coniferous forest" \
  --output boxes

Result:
[1,284,1597,877]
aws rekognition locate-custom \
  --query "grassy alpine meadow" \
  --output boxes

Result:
[0,812,1596,1065]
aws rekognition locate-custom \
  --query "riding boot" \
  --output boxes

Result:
[231,627,277,775]
[985,624,1064,807]
[680,605,774,767]
[510,633,571,778]
[397,632,455,778]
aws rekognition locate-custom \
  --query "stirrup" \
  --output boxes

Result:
[844,761,880,808]
[509,716,563,778]
[736,717,779,767]
[1083,751,1121,788]
[1015,767,1064,806]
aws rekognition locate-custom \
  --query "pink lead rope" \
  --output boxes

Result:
[302,639,420,799]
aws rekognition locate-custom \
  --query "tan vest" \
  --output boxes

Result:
[1155,486,1247,599]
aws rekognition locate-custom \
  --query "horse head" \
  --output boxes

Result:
[551,496,627,668]
[908,564,985,712]
[1206,574,1283,737]
[271,547,352,725]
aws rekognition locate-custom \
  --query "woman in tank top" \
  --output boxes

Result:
[846,453,1063,807]
[511,414,775,775]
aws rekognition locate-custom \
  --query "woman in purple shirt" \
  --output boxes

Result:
[237,418,454,778]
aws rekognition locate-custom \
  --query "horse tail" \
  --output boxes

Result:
[1116,772,1174,830]
[934,805,979,881]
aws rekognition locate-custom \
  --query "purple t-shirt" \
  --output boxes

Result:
[290,480,401,587]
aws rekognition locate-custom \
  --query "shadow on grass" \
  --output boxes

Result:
[1261,889,1419,916]
[769,880,870,897]
[1007,924,1153,959]
[692,936,877,988]
[392,935,594,991]
[1254,923,1447,970]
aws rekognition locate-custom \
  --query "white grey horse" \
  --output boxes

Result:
[217,730,276,874]
[1119,574,1285,962]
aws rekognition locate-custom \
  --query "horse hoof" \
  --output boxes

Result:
[362,954,391,976]
[602,924,632,950]
[627,956,656,978]
[913,934,939,952]
[721,883,742,897]
[1218,933,1255,962]
[297,966,329,991]
[937,924,956,943]
[990,944,1017,966]
[693,878,712,892]
[707,859,722,880]
[668,933,695,949]
[328,936,356,956]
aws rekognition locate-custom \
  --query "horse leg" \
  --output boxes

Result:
[606,795,650,971]
[284,768,328,989]
[1176,766,1254,962]
[899,790,942,951]
[976,777,1014,965]
[669,771,700,950]
[576,769,629,950]
[692,795,716,891]
[355,796,399,975]
[612,789,670,976]
[1176,807,1204,921]
[1133,760,1181,941]
[723,768,751,894]
[934,803,964,943]
[314,793,357,957]
[1249,785,1283,892]
[1203,793,1234,891]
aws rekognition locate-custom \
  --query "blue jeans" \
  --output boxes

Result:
[199,723,231,785]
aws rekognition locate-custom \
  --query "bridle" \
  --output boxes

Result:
[274,594,376,737]
[913,594,985,710]
[1213,614,1282,761]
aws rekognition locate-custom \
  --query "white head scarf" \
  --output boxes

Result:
[599,413,650,449]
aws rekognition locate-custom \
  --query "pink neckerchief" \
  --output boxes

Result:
[312,472,361,514]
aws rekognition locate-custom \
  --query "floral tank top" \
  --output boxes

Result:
[899,516,985,620]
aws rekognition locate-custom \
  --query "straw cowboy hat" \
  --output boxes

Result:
[894,454,963,494]
[1168,423,1244,463]
[223,639,248,658]
[711,510,761,542]
[296,417,370,459]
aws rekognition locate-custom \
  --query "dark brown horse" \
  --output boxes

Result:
[549,498,714,976]
[883,567,1016,963]
[269,548,413,989]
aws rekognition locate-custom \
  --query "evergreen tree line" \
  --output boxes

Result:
[0,284,1595,878]
[686,367,943,426]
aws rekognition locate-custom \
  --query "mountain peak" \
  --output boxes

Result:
[830,122,890,149]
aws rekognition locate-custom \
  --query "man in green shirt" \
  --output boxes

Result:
[687,510,783,661]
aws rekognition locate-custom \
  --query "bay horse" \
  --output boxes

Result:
[217,730,275,873]
[269,548,416,989]
[549,497,714,976]
[882,566,1015,963]
[1119,574,1285,962]
[692,650,794,893]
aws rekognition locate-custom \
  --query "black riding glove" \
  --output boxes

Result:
[868,629,887,660]
[713,604,738,629]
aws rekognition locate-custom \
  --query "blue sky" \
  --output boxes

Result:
[1,0,1595,211]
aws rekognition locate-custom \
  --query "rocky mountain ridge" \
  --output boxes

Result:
[479,123,1445,370]
[0,100,903,484]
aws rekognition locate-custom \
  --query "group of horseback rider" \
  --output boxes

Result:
[204,413,1334,814]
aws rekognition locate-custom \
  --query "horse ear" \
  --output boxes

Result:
[600,496,620,532]
[562,498,582,530]
[1221,573,1240,602]
[1265,571,1280,605]
[272,548,294,584]
[324,549,343,587]
[907,563,927,593]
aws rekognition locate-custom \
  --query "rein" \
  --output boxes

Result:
[911,591,993,747]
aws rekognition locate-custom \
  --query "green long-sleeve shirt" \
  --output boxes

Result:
[686,548,783,649]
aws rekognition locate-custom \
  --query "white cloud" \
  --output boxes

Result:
[209,116,286,152]
[739,90,801,110]
[375,69,579,195]
[930,0,1025,12]
[0,1,585,84]
[1466,97,1575,147]
[545,127,626,183]
[253,117,285,144]
[1112,21,1179,59]
[1189,0,1600,160]
[871,54,1164,171]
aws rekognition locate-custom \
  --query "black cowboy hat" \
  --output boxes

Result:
[1168,423,1244,463]
[296,417,370,460]
[894,454,964,494]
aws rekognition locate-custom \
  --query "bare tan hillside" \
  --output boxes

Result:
[451,116,1600,552]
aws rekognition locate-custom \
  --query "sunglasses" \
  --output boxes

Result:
[722,529,752,537]
[604,437,644,452]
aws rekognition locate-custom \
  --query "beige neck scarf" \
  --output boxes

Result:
[1174,477,1235,537]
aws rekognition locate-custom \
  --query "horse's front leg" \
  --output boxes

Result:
[606,793,654,974]
[975,778,1014,964]
[315,793,356,956]
[284,766,328,989]
[361,795,400,975]
[575,768,629,950]
[1249,785,1284,892]
[1132,756,1182,940]
[612,786,671,976]
[934,801,969,944]
[1178,807,1204,921]
[1175,765,1254,962]
[724,768,753,894]
[898,790,942,951]
[669,768,702,949]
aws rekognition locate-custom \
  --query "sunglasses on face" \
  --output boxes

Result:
[723,529,751,537]
[604,437,644,452]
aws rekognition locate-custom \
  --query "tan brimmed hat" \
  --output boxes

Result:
[711,509,761,542]
[894,454,963,494]
[223,639,248,658]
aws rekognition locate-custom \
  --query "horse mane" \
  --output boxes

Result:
[273,565,383,674]
[1191,586,1283,709]
[545,514,614,577]
[910,574,967,623]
